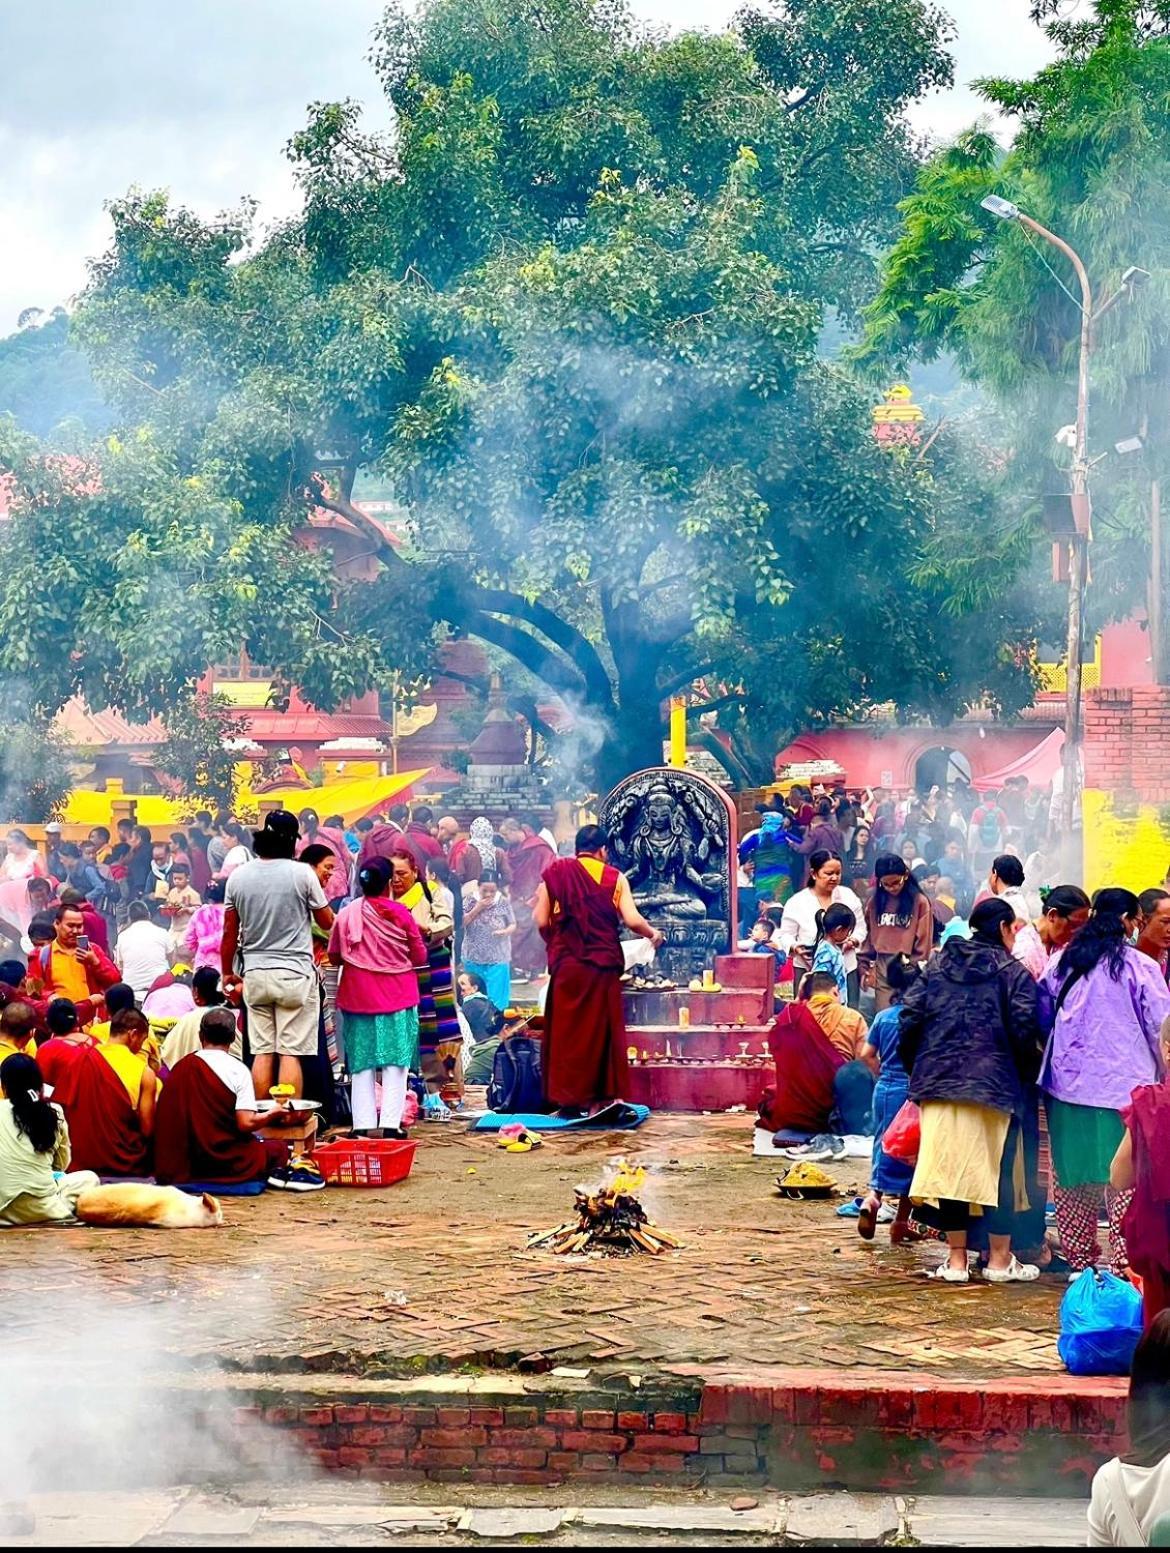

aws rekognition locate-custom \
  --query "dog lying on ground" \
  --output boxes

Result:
[74,1184,223,1229]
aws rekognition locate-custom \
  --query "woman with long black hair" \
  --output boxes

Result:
[900,898,1043,1283]
[0,1051,100,1224]
[858,854,934,1010]
[1040,887,1170,1277]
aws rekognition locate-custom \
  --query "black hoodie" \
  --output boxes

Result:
[898,937,1041,1117]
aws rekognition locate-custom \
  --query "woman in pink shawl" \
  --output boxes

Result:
[328,857,428,1137]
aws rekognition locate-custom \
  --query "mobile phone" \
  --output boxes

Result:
[76,935,90,953]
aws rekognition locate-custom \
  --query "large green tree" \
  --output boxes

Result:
[0,0,1042,789]
[858,0,1170,668]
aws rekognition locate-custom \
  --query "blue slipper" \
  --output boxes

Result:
[835,1196,864,1219]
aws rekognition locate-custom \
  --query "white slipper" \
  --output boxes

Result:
[926,1262,970,1283]
[984,1256,1040,1283]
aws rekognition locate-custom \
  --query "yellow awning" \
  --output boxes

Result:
[62,768,432,829]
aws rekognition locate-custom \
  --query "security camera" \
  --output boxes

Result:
[1055,424,1077,448]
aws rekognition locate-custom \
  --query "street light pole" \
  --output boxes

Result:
[1016,214,1093,843]
[980,197,1093,844]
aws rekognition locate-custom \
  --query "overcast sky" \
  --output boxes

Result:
[0,0,1052,333]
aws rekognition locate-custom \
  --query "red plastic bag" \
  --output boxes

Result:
[882,1099,921,1166]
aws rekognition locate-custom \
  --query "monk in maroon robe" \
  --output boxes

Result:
[501,817,556,977]
[758,998,846,1136]
[37,1036,151,1176]
[154,1010,276,1185]
[534,824,662,1116]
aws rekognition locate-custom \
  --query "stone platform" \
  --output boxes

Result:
[2,1114,1117,1498]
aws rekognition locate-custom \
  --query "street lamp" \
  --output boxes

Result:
[980,195,1102,844]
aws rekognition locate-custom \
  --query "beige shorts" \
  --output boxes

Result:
[244,968,319,1058]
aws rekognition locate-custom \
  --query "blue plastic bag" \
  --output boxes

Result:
[1057,1269,1143,1376]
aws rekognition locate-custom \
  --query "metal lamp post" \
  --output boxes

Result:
[980,196,1125,843]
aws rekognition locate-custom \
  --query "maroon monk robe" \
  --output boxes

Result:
[36,1038,150,1176]
[509,833,556,976]
[154,1053,268,1185]
[540,857,630,1108]
[758,1000,846,1135]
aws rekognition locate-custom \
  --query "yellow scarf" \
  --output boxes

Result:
[397,883,425,910]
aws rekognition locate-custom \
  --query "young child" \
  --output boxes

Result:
[811,903,855,1004]
[856,953,920,1243]
[161,862,202,944]
[741,919,781,956]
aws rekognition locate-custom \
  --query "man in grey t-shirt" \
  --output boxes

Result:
[222,812,334,1099]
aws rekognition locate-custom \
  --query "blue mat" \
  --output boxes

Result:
[473,1102,650,1133]
[175,1179,267,1196]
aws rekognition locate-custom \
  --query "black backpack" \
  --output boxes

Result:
[487,1034,544,1115]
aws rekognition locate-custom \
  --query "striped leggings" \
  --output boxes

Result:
[1053,1184,1134,1274]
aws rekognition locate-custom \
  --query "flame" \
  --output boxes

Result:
[606,1160,646,1197]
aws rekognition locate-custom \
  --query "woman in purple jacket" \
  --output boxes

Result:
[1040,887,1170,1277]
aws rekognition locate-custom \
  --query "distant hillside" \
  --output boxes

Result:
[0,310,111,440]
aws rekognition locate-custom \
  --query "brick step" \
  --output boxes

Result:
[163,1365,1126,1496]
[625,1060,773,1112]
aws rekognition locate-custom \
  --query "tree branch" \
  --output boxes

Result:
[468,585,613,706]
[656,662,718,699]
[460,611,589,701]
[786,82,826,113]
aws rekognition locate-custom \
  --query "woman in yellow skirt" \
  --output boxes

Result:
[899,897,1043,1283]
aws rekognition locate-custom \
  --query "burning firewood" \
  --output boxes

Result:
[527,1161,682,1256]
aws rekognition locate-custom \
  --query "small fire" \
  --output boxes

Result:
[608,1161,646,1197]
[527,1159,681,1257]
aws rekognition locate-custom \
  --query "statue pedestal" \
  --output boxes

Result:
[625,1059,775,1113]
[622,953,776,1113]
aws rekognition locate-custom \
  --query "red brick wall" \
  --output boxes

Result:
[225,1372,1127,1494]
[1084,685,1170,803]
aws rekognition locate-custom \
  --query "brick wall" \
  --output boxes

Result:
[1085,685,1170,803]
[221,1370,1127,1495]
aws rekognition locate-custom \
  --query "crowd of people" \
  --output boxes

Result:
[0,803,567,1217]
[739,775,1057,933]
[758,833,1170,1306]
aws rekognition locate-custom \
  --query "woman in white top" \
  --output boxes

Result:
[777,849,866,1007]
[1089,1310,1170,1545]
[0,830,46,884]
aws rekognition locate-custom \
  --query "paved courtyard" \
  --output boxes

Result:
[1,1114,1064,1381]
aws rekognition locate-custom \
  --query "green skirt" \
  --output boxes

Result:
[343,1007,419,1076]
[1046,1096,1125,1188]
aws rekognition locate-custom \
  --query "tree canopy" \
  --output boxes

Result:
[858,0,1170,659]
[0,0,1046,788]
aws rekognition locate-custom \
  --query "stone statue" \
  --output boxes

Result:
[600,768,736,982]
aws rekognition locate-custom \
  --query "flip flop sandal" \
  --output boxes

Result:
[857,1200,878,1241]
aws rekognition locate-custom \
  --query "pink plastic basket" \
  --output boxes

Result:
[314,1138,417,1188]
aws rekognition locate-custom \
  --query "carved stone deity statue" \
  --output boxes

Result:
[600,767,737,983]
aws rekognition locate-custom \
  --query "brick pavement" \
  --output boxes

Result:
[1,1115,1064,1380]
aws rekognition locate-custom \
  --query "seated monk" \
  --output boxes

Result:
[154,1008,288,1186]
[0,999,38,1065]
[36,1000,154,1177]
[760,972,875,1139]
